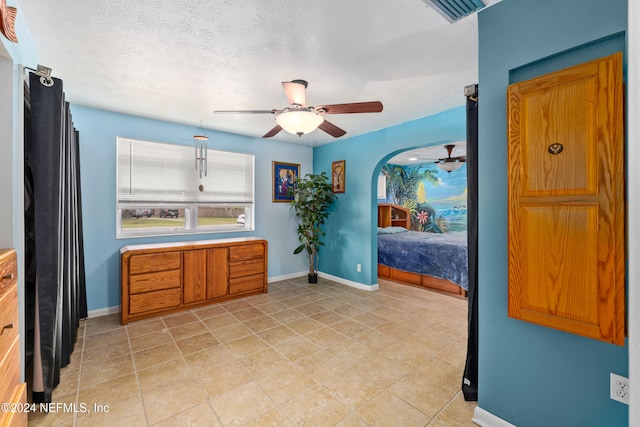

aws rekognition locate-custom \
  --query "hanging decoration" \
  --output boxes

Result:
[0,0,18,43]
[194,122,208,178]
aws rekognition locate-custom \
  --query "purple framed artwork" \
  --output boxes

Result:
[272,161,299,202]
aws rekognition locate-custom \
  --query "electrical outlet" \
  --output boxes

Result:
[356,264,362,272]
[610,373,630,405]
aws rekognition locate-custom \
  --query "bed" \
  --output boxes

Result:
[377,204,468,297]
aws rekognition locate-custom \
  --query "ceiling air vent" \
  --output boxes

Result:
[422,0,485,23]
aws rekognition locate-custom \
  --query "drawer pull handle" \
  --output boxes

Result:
[1,323,14,335]
[2,273,14,280]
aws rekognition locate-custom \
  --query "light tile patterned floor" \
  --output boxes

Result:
[28,277,476,426]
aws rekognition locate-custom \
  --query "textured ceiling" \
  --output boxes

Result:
[17,0,497,146]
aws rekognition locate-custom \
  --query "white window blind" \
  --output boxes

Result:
[117,137,254,205]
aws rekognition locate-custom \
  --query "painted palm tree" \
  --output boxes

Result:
[381,164,439,229]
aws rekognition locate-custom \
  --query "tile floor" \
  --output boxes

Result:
[28,277,476,426]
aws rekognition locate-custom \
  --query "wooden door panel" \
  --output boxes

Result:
[521,76,597,196]
[207,248,228,299]
[519,205,599,324]
[184,249,206,304]
[507,52,624,345]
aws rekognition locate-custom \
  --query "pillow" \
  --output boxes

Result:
[378,226,408,234]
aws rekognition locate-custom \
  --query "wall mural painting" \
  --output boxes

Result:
[380,163,467,233]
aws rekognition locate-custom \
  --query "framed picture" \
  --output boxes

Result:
[272,161,300,202]
[332,160,346,193]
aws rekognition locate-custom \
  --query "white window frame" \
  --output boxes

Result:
[116,137,254,239]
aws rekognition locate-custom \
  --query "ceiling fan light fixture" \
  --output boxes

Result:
[436,160,463,173]
[276,109,325,136]
[435,143,464,173]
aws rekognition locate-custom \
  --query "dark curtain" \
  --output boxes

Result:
[24,73,87,403]
[462,88,479,401]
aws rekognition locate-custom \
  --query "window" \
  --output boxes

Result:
[116,137,254,238]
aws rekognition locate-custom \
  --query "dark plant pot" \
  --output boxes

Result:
[308,273,318,284]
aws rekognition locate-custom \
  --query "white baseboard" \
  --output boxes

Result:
[87,273,377,319]
[318,271,379,291]
[268,271,308,282]
[472,406,517,427]
[269,271,378,291]
[87,306,119,319]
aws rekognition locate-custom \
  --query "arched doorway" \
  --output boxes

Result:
[373,142,469,297]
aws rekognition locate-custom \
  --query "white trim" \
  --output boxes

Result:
[318,271,379,291]
[87,306,119,318]
[270,270,379,291]
[628,0,639,424]
[268,271,308,282]
[472,406,517,427]
[85,273,377,319]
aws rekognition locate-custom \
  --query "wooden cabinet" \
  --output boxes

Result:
[0,249,27,427]
[121,238,267,324]
[507,53,625,345]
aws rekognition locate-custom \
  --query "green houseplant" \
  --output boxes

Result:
[289,171,337,283]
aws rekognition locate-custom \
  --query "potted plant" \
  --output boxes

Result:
[289,171,337,283]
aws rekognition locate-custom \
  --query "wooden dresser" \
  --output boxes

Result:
[0,249,27,426]
[121,237,267,324]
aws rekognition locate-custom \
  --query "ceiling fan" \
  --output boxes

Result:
[213,79,383,138]
[435,144,466,173]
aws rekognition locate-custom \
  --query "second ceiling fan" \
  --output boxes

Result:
[213,79,383,138]
[435,144,466,173]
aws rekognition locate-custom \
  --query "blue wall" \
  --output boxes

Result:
[74,103,466,310]
[477,0,628,425]
[72,106,312,311]
[313,107,466,285]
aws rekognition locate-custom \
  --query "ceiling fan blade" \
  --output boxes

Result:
[262,125,283,138]
[315,101,383,114]
[213,109,280,114]
[282,80,307,106]
[318,120,347,138]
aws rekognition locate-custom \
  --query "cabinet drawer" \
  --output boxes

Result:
[129,269,181,294]
[0,284,18,358]
[229,244,264,262]
[129,251,181,275]
[0,383,27,426]
[229,274,265,295]
[229,258,264,279]
[129,288,181,315]
[0,336,20,413]
[0,250,17,294]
